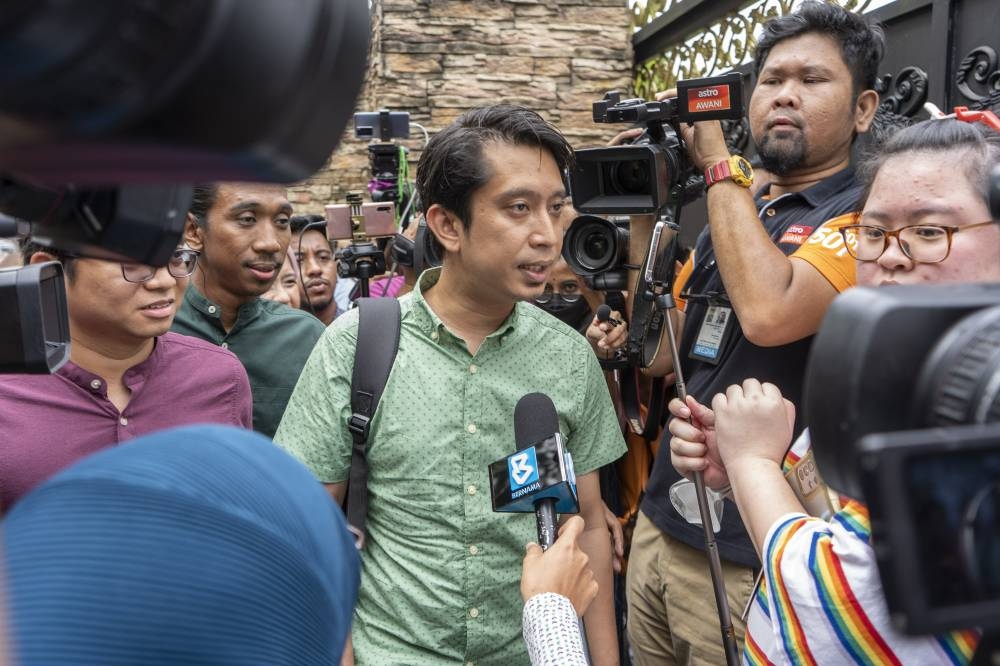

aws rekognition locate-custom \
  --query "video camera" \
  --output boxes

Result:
[0,0,371,374]
[563,73,744,292]
[803,166,1000,637]
[570,72,745,216]
[354,110,415,227]
[563,73,746,371]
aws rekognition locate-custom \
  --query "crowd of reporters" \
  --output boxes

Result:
[3,1,1000,665]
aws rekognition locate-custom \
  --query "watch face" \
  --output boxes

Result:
[736,159,753,179]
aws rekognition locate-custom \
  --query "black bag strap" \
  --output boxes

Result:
[346,297,401,535]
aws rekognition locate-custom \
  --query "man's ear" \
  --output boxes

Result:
[424,204,463,256]
[854,88,880,134]
[184,212,205,252]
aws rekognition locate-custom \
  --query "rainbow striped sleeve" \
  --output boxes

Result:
[748,507,980,665]
[763,515,819,665]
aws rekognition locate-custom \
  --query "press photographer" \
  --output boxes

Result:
[611,3,884,663]
[672,117,1000,664]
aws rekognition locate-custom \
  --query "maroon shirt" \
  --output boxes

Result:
[0,332,252,512]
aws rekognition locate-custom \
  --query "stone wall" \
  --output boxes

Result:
[288,0,632,214]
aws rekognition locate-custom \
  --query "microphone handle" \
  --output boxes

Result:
[535,497,558,550]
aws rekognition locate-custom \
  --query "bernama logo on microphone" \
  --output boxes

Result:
[508,447,540,491]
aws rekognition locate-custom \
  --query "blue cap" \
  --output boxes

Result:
[3,425,359,665]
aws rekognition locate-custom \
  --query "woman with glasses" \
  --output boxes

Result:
[668,118,999,665]
[1,243,253,513]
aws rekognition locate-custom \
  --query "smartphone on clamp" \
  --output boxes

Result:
[325,202,396,241]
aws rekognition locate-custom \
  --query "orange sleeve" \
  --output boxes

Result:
[790,212,858,293]
[671,252,695,312]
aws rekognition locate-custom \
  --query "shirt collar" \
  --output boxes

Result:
[57,337,163,394]
[410,267,519,342]
[758,166,856,208]
[184,284,263,328]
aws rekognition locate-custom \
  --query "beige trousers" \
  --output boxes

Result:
[626,511,756,665]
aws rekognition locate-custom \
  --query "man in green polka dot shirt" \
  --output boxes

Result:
[275,105,627,666]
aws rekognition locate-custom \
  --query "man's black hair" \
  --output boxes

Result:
[188,184,220,227]
[21,239,75,279]
[754,1,885,95]
[414,104,574,231]
[289,214,326,234]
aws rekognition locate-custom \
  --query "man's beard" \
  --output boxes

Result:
[302,293,333,312]
[757,132,808,176]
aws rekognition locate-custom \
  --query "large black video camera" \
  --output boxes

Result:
[804,164,1000,638]
[563,73,744,288]
[570,72,745,216]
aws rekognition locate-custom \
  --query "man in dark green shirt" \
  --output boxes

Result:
[172,182,325,438]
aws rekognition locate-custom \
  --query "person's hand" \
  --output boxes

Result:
[608,127,644,146]
[668,396,730,491]
[601,501,625,574]
[653,89,731,172]
[521,515,599,617]
[712,379,795,468]
[585,309,627,357]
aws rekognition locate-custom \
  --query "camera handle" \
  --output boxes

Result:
[641,211,741,666]
[336,241,387,299]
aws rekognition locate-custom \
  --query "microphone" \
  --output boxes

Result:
[488,392,579,549]
[596,304,622,327]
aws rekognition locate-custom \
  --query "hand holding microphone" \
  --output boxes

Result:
[521,516,598,617]
[587,304,628,363]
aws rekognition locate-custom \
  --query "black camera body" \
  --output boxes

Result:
[354,110,415,229]
[805,283,1000,635]
[570,72,745,215]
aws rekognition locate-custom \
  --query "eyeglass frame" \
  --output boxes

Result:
[119,248,201,283]
[838,220,998,264]
[534,282,583,304]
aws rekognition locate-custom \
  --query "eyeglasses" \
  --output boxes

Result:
[839,220,997,264]
[120,248,200,283]
[534,282,582,304]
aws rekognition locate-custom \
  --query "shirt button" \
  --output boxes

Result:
[90,379,102,390]
[469,544,479,555]
[119,416,128,426]
[431,331,439,341]
[469,364,478,374]
[469,608,479,618]
[467,662,475,666]
[467,485,477,496]
[466,423,477,434]
[208,305,217,314]
[221,342,229,349]
[766,208,777,217]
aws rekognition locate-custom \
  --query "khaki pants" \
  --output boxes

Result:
[626,511,756,666]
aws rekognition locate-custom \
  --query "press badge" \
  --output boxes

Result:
[689,305,734,364]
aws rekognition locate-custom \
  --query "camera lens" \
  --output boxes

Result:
[610,159,651,195]
[562,215,628,276]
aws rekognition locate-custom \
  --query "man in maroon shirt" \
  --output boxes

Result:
[0,243,253,514]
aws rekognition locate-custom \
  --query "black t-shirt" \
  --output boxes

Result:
[641,168,862,569]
